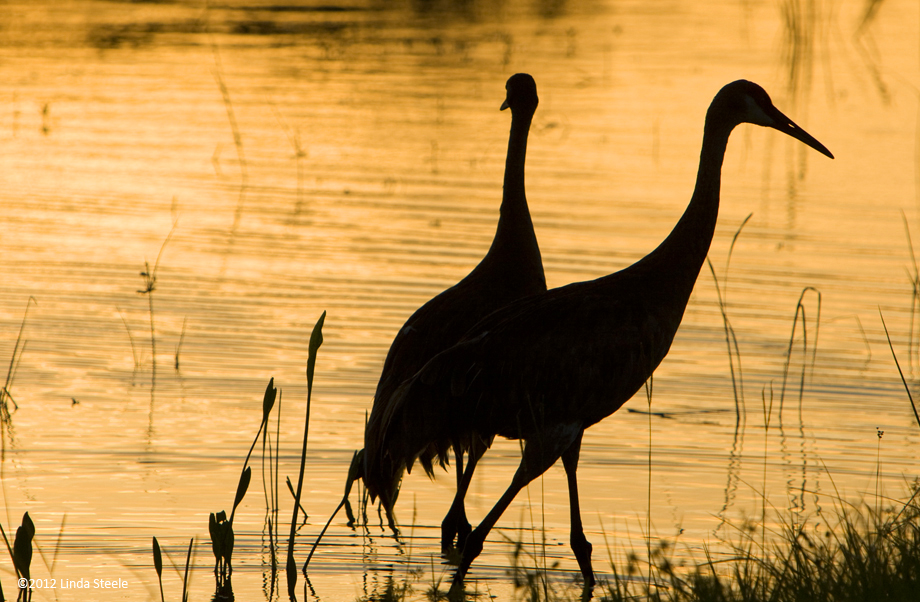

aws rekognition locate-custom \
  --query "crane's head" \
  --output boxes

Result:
[711,80,833,159]
[501,73,539,113]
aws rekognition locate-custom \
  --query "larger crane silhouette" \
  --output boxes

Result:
[363,80,833,595]
[362,73,546,553]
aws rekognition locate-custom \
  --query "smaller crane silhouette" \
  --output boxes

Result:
[363,74,546,553]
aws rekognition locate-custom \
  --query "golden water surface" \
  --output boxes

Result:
[0,0,919,599]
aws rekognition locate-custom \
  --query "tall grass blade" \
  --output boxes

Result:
[779,287,821,417]
[285,477,308,525]
[117,307,140,371]
[1,297,36,420]
[287,311,326,596]
[900,211,919,370]
[708,213,752,420]
[879,309,920,431]
[48,513,66,574]
[262,385,282,577]
[152,537,165,602]
[777,287,821,522]
[0,523,14,576]
[181,538,193,602]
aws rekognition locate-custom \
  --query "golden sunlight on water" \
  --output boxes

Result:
[0,0,919,599]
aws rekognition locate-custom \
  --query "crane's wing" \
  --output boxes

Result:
[371,270,673,479]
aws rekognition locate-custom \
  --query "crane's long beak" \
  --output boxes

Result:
[768,106,834,159]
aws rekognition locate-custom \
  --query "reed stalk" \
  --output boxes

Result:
[286,311,325,597]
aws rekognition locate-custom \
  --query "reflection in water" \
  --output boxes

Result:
[780,0,817,107]
[212,573,235,602]
[854,0,892,104]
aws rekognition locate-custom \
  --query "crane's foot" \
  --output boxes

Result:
[571,532,595,588]
[456,519,472,551]
[446,529,483,599]
[440,515,472,558]
[447,573,469,601]
[440,521,456,556]
[579,579,594,602]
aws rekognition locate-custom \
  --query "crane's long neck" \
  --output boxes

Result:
[641,118,734,302]
[480,107,541,272]
[501,108,533,216]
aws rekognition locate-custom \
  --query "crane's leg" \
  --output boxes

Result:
[455,441,486,550]
[441,439,485,554]
[440,444,467,555]
[560,430,595,588]
[448,428,578,597]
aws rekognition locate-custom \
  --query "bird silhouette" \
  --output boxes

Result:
[362,73,546,552]
[363,80,833,594]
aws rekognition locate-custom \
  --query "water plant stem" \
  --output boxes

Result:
[287,311,325,595]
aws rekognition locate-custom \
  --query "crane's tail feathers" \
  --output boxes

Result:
[363,376,423,513]
[364,348,476,511]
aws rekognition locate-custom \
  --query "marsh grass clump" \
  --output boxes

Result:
[149,312,327,601]
[505,533,586,602]
[753,494,920,602]
[513,488,920,602]
[469,480,920,602]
